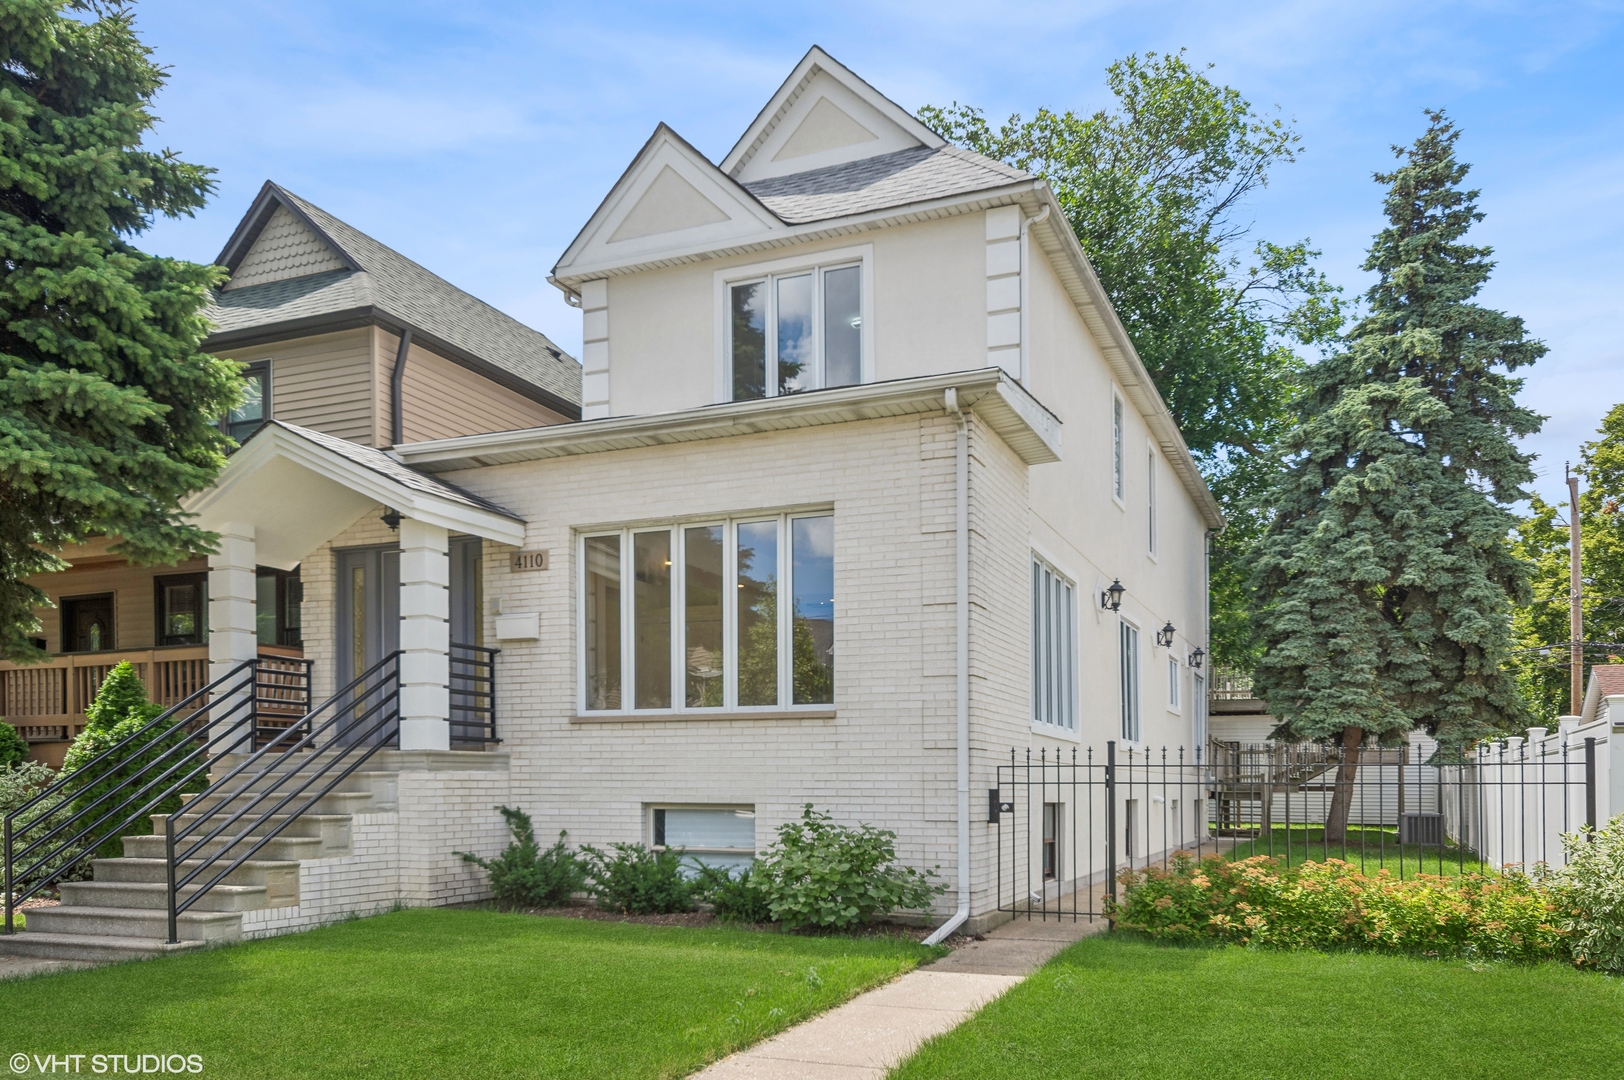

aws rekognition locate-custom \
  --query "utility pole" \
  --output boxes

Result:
[1569,463,1583,715]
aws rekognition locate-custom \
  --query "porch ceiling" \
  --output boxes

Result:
[185,423,526,568]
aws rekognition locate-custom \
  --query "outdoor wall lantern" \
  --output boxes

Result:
[1100,579,1125,612]
[1189,646,1206,670]
[1156,621,1177,648]
[380,508,401,531]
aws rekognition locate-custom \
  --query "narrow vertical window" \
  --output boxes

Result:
[633,530,672,709]
[585,535,622,710]
[1031,557,1076,730]
[350,567,366,679]
[776,273,813,395]
[1042,803,1059,880]
[1193,673,1207,762]
[1112,396,1125,502]
[1147,449,1158,555]
[1120,620,1140,741]
[791,515,834,704]
[730,282,767,401]
[1168,656,1180,710]
[225,362,270,443]
[736,521,779,706]
[684,525,725,707]
[823,265,861,388]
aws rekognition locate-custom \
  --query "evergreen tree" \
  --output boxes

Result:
[1251,112,1544,838]
[0,0,240,662]
[1510,404,1624,717]
[922,52,1344,671]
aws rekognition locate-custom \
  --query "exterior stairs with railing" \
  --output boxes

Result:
[2,758,401,963]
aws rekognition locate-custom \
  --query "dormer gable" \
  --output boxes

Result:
[216,182,362,291]
[722,46,945,184]
[552,124,784,279]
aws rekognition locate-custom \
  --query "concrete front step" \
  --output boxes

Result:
[193,769,398,811]
[0,931,208,964]
[60,880,269,913]
[122,832,329,863]
[181,789,375,817]
[92,857,299,904]
[153,812,353,849]
[24,905,242,944]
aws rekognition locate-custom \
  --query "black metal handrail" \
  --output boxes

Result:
[163,651,402,943]
[450,642,499,748]
[3,659,263,933]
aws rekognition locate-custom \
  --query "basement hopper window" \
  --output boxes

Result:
[728,263,863,401]
[582,513,834,713]
[652,806,756,872]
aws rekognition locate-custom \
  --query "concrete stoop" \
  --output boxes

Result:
[0,760,402,964]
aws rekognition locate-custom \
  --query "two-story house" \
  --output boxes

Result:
[2,48,1222,960]
[0,182,579,767]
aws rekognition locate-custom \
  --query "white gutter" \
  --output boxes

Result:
[924,387,971,946]
[1018,204,1051,383]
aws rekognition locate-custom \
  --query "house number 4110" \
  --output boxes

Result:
[510,550,550,571]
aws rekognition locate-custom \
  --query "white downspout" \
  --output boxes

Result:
[1018,204,1051,383]
[924,387,971,945]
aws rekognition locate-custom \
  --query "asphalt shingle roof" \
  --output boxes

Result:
[206,186,580,411]
[741,146,1032,224]
[266,421,523,521]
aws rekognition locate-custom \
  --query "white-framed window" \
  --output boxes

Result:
[581,513,834,713]
[1193,672,1208,763]
[1167,656,1181,712]
[651,805,756,873]
[1119,618,1141,742]
[722,256,865,401]
[1147,445,1158,557]
[1111,393,1125,505]
[1031,556,1077,731]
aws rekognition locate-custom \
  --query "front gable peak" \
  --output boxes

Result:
[553,124,783,280]
[722,46,945,184]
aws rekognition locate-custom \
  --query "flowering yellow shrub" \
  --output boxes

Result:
[1111,853,1563,963]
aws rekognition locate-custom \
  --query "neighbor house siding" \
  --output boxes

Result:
[372,330,569,445]
[222,328,377,445]
[25,544,209,654]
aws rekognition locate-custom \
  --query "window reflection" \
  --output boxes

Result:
[791,516,834,704]
[736,521,778,706]
[684,526,725,707]
[730,282,767,401]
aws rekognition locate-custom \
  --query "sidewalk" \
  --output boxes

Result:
[694,914,1105,1079]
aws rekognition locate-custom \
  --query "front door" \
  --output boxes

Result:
[335,545,399,743]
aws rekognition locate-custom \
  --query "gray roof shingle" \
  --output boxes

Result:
[262,421,523,521]
[206,185,580,413]
[742,146,1032,224]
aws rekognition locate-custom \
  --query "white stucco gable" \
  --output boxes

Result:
[553,124,783,280]
[722,45,945,182]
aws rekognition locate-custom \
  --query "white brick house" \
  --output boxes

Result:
[3,48,1223,955]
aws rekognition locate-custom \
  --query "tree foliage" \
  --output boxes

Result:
[0,0,240,661]
[920,51,1343,669]
[1509,404,1624,717]
[1251,112,1543,768]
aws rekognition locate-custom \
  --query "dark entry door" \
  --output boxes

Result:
[335,545,399,743]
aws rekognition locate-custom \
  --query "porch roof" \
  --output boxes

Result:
[184,422,526,569]
[393,367,1062,472]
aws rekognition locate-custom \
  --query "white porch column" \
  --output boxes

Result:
[208,523,257,753]
[398,518,451,751]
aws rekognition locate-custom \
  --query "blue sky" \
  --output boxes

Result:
[131,0,1623,507]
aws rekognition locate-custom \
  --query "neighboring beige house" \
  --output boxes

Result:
[0,182,578,767]
[2,48,1222,960]
[1580,663,1624,727]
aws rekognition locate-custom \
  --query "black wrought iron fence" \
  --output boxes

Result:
[993,738,1600,925]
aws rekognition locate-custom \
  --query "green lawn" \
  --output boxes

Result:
[0,908,938,1079]
[892,934,1624,1080]
[1224,824,1491,876]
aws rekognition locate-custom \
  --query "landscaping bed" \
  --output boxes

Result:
[0,906,941,1079]
[892,933,1624,1079]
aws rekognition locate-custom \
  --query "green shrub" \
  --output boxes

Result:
[1112,852,1562,962]
[753,804,943,931]
[60,668,200,860]
[0,760,87,889]
[579,842,695,914]
[0,721,27,769]
[696,861,774,923]
[1552,815,1624,972]
[458,806,584,908]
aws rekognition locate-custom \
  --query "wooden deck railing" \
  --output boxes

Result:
[1,646,303,743]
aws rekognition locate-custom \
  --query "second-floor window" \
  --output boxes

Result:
[225,361,271,445]
[728,263,862,401]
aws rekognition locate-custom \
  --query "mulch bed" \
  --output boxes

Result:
[473,901,974,947]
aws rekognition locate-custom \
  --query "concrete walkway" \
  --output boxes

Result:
[694,914,1105,1079]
